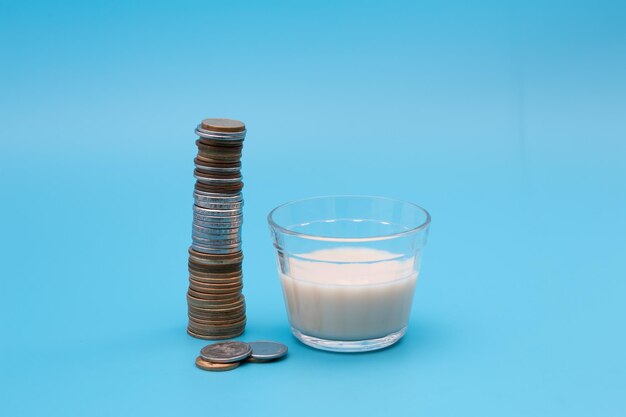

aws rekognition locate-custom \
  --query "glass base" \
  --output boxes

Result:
[291,326,407,352]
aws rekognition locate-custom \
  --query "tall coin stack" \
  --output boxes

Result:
[187,118,247,340]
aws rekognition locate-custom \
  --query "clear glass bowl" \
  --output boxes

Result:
[268,196,431,352]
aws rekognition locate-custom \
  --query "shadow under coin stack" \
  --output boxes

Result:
[187,118,247,340]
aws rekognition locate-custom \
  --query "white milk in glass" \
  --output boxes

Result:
[279,247,417,341]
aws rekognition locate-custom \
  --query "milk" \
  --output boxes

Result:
[279,247,417,341]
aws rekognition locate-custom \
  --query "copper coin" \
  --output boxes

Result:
[200,118,245,133]
[195,356,240,371]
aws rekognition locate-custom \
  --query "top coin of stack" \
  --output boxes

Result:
[187,118,247,340]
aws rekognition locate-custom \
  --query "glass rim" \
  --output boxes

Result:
[267,195,431,242]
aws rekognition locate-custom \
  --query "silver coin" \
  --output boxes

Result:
[192,242,242,250]
[193,217,243,227]
[193,206,243,216]
[195,201,244,211]
[200,341,252,363]
[194,198,243,210]
[246,341,288,361]
[194,175,243,183]
[193,219,243,228]
[195,161,241,170]
[191,243,242,254]
[194,175,244,184]
[195,166,241,174]
[194,190,242,198]
[193,216,243,226]
[193,220,243,229]
[194,196,243,205]
[196,126,246,140]
[192,224,241,234]
[192,236,241,244]
[193,189,242,198]
[193,206,243,217]
[193,224,241,235]
[192,229,241,239]
[192,237,241,246]
[194,202,243,211]
[193,194,243,207]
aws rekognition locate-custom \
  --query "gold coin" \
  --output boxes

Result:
[195,356,240,371]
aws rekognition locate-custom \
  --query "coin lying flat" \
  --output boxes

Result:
[200,341,252,363]
[246,341,288,362]
[195,356,240,372]
[200,118,246,133]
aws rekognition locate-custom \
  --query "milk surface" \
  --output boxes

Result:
[279,247,417,341]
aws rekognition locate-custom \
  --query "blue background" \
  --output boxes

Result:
[1,1,625,415]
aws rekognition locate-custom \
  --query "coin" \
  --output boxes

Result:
[200,341,252,363]
[189,268,243,284]
[195,356,240,371]
[194,156,241,168]
[188,286,243,297]
[193,214,243,224]
[188,265,242,276]
[192,236,241,245]
[192,220,243,230]
[191,244,242,255]
[188,248,243,263]
[187,328,245,340]
[193,191,243,202]
[189,319,247,332]
[192,230,242,240]
[188,301,245,312]
[187,292,242,307]
[194,165,241,175]
[195,182,244,193]
[194,175,243,185]
[188,277,242,288]
[189,318,247,331]
[193,205,243,216]
[246,341,288,362]
[199,118,246,133]
[189,312,246,325]
[188,328,246,340]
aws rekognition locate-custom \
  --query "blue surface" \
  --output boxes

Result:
[1,1,625,415]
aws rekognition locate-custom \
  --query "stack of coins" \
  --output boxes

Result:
[187,118,247,340]
[195,341,288,372]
